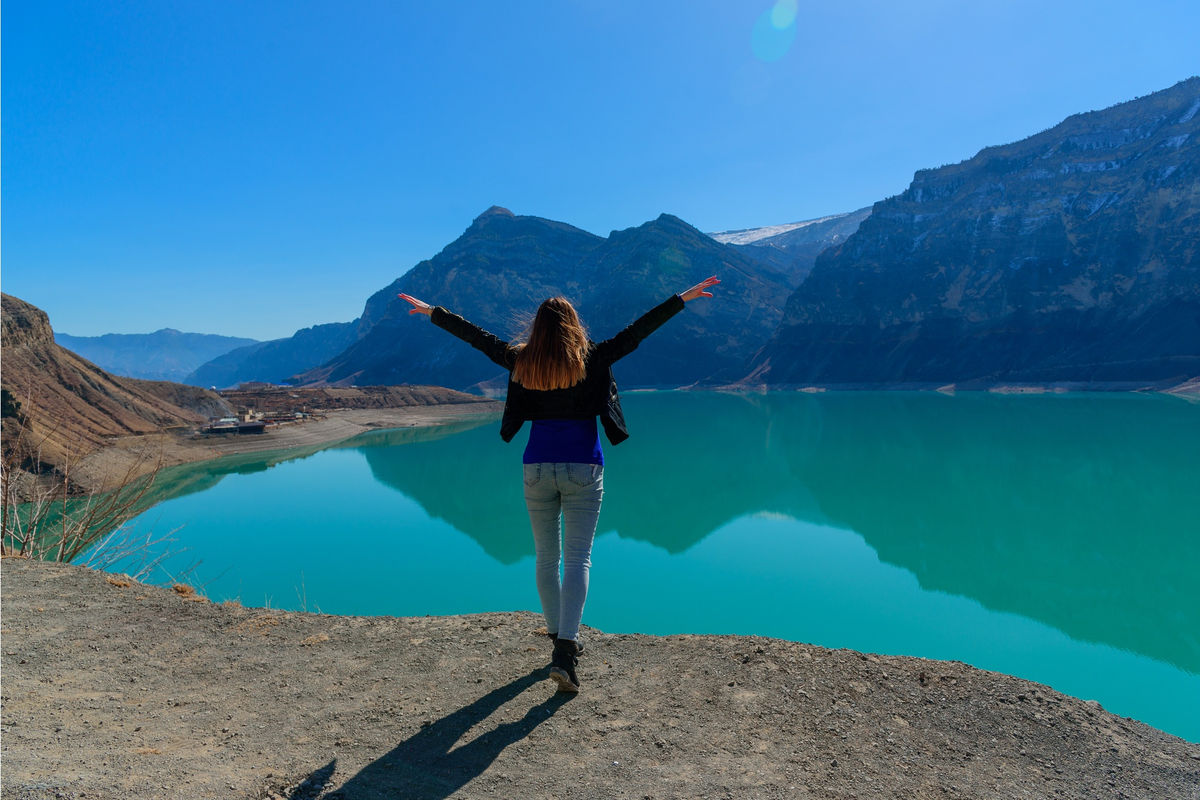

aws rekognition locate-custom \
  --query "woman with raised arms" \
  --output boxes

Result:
[399,276,719,692]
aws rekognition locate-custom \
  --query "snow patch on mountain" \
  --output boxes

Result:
[709,213,854,245]
[1178,97,1200,124]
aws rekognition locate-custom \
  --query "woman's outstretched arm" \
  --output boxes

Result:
[595,276,720,364]
[398,293,516,370]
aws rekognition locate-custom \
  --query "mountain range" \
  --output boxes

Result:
[57,207,860,391]
[181,208,818,391]
[293,208,798,392]
[57,77,1200,392]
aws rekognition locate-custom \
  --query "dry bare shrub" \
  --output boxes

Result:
[172,583,209,602]
[2,403,184,582]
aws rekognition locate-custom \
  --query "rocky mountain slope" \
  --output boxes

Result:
[1,294,227,473]
[55,329,258,383]
[296,207,797,391]
[186,320,357,388]
[752,77,1200,387]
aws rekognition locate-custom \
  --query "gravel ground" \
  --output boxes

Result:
[2,558,1198,800]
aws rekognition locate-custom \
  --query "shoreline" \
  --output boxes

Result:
[710,378,1200,396]
[65,382,1200,493]
[71,401,503,494]
[2,558,1197,799]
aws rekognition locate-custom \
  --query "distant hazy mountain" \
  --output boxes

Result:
[186,321,358,389]
[55,329,258,383]
[191,78,1199,394]
[294,206,797,391]
[752,77,1200,388]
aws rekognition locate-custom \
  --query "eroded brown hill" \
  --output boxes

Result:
[1,293,227,472]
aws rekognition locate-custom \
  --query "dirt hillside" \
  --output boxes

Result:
[2,558,1197,800]
[1,294,221,471]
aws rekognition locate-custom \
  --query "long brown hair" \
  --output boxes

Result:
[511,297,589,390]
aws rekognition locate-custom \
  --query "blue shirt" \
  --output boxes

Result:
[522,418,604,465]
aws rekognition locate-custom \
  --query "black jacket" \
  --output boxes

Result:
[430,294,686,444]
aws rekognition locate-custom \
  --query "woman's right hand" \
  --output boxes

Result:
[398,293,433,316]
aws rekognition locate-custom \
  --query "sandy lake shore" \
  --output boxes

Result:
[2,558,1197,800]
[70,402,503,494]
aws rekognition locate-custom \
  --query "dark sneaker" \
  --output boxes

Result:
[547,632,584,655]
[550,638,580,693]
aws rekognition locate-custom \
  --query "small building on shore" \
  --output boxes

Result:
[199,416,266,435]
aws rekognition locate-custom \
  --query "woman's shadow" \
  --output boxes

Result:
[288,666,573,799]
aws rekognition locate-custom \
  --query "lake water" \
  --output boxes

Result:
[117,392,1200,742]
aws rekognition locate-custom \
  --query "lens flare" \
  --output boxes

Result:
[752,0,798,62]
[770,0,798,29]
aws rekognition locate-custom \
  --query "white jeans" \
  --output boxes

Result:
[522,462,604,641]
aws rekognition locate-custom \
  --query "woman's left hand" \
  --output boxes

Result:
[680,276,720,302]
[398,293,433,316]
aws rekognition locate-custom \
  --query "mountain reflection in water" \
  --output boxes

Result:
[127,392,1198,683]
[353,392,1199,677]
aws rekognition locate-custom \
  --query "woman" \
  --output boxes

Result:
[399,276,719,692]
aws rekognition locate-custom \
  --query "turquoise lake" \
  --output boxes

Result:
[117,392,1200,742]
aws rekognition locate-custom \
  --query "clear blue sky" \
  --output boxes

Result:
[4,1,1198,340]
